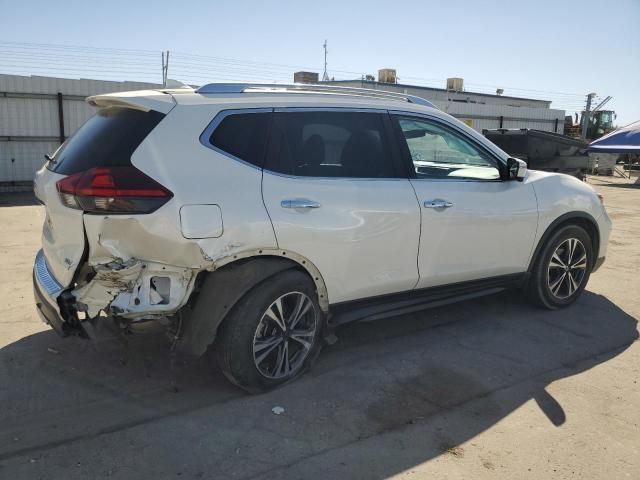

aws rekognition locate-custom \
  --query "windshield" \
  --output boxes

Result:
[597,112,613,129]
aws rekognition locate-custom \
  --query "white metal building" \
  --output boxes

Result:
[324,79,566,135]
[1,73,566,188]
[0,74,159,188]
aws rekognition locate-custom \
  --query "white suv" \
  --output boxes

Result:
[33,84,611,392]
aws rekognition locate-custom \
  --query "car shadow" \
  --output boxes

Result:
[0,290,636,478]
[588,176,640,188]
[0,191,39,207]
[594,182,640,189]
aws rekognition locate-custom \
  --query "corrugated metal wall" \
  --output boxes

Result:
[0,74,160,187]
[329,80,553,109]
[435,101,565,134]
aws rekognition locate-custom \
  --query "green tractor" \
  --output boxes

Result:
[565,110,616,141]
[586,110,616,141]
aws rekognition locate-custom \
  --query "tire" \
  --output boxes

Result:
[214,269,324,393]
[527,225,593,310]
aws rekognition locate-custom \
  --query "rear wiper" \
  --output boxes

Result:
[44,153,56,164]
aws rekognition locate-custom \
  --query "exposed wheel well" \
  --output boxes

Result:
[215,255,319,298]
[211,251,329,309]
[528,213,600,273]
[175,254,326,357]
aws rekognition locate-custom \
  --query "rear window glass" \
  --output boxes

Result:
[49,107,165,175]
[265,111,396,178]
[209,112,271,168]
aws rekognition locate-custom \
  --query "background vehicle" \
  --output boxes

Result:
[32,84,611,392]
[490,100,621,178]
[565,110,617,141]
[483,128,590,179]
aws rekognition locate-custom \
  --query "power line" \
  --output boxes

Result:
[0,64,157,76]
[0,53,158,69]
[0,39,591,105]
[0,40,158,55]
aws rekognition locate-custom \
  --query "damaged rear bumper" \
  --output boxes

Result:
[73,259,196,320]
[33,249,85,337]
[34,247,197,338]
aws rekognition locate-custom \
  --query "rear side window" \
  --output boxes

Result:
[208,112,271,168]
[49,107,165,175]
[265,111,397,178]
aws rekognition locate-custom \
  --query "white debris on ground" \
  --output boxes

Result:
[271,406,285,415]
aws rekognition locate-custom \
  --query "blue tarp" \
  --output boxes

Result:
[589,120,640,153]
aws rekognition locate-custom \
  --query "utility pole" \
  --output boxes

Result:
[581,92,596,140]
[161,50,170,87]
[322,40,329,82]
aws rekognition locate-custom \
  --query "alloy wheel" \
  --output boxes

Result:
[252,292,318,379]
[547,238,588,300]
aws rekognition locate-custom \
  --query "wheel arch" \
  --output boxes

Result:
[175,251,329,357]
[528,211,600,273]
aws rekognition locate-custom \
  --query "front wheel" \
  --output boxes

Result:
[215,270,323,393]
[527,225,593,309]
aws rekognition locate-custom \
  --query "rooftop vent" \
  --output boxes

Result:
[378,69,397,84]
[446,77,464,92]
[294,71,319,84]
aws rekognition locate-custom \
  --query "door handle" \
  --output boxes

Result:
[424,199,453,209]
[281,199,321,209]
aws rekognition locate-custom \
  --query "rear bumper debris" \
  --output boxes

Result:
[33,249,86,337]
[33,271,67,336]
[72,259,196,321]
[34,247,196,339]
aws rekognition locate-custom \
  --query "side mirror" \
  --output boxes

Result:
[506,157,527,181]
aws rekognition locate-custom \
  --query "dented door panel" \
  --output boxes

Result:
[78,213,208,319]
[130,103,279,260]
[68,103,282,318]
[36,101,284,323]
[82,214,211,269]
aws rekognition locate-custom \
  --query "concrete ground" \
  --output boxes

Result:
[0,173,638,479]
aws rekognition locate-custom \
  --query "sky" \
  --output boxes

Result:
[1,0,639,125]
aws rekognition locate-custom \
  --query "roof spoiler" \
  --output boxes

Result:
[86,90,176,114]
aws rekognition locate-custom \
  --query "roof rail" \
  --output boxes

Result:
[195,83,436,109]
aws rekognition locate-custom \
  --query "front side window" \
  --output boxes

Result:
[209,112,271,168]
[395,116,501,181]
[265,111,397,178]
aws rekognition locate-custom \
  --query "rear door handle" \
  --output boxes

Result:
[424,199,453,209]
[281,199,321,209]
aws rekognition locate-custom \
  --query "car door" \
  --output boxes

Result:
[261,109,421,304]
[390,113,538,289]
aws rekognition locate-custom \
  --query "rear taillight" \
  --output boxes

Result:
[56,166,173,214]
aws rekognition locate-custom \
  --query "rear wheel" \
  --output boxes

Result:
[527,225,593,309]
[215,270,323,393]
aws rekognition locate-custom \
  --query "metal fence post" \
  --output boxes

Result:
[56,92,65,144]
